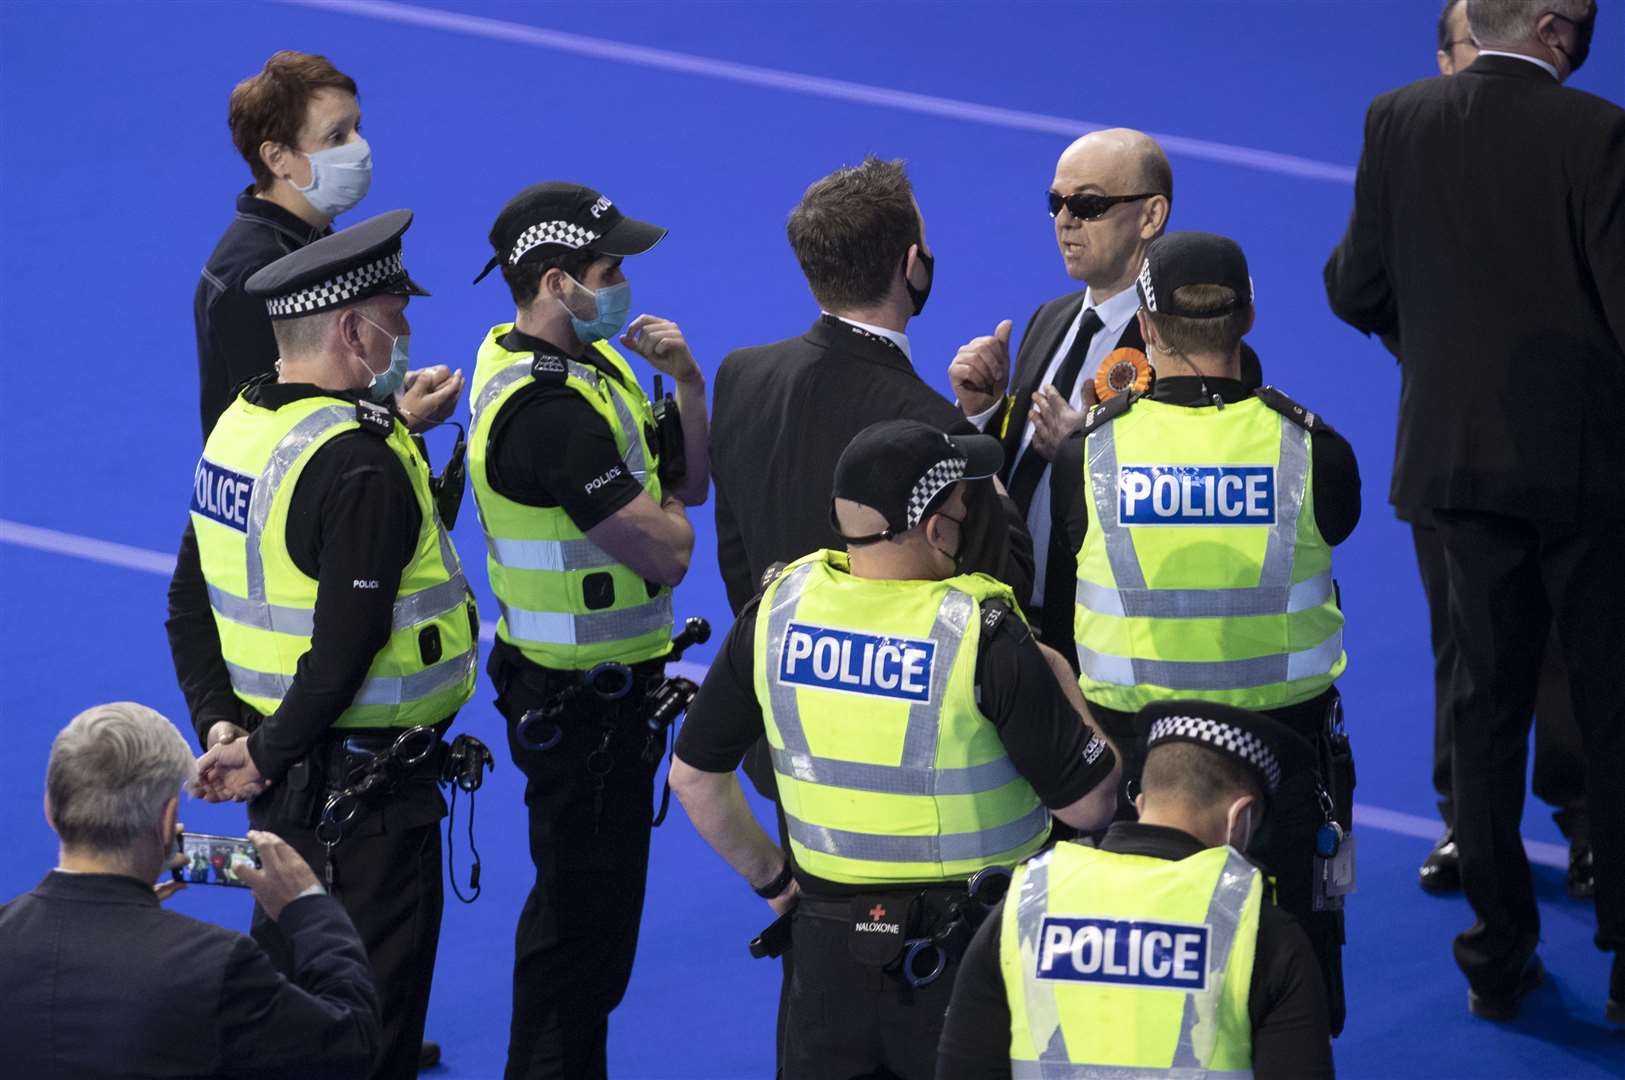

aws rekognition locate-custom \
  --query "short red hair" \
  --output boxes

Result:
[227,51,358,191]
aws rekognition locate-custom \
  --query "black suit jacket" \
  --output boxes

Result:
[1325,55,1625,521]
[0,872,380,1080]
[712,315,1033,615]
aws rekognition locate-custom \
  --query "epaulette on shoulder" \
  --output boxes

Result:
[529,352,570,384]
[978,597,1031,644]
[1255,385,1329,433]
[354,398,394,436]
[759,561,790,592]
[1080,391,1136,436]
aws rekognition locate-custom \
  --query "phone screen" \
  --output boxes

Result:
[173,832,259,888]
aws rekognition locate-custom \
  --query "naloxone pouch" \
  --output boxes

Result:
[848,893,914,967]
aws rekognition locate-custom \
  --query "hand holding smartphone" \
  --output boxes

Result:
[172,832,260,888]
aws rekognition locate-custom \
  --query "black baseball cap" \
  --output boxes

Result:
[247,208,429,320]
[830,420,1004,543]
[473,181,667,283]
[1135,699,1315,799]
[1135,231,1253,318]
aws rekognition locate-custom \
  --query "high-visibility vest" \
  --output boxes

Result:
[469,325,672,671]
[1002,842,1261,1078]
[191,392,478,729]
[1074,395,1345,713]
[754,550,1050,885]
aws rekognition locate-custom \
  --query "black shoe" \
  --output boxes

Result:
[1608,954,1623,1027]
[419,1041,442,1070]
[1468,953,1544,1021]
[1567,843,1595,900]
[1420,831,1461,893]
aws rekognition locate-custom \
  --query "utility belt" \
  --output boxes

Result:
[753,866,1013,990]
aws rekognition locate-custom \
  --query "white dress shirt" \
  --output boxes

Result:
[1475,49,1559,81]
[824,311,912,360]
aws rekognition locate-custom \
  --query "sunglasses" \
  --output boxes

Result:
[1047,190,1159,221]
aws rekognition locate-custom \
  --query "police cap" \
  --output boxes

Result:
[1135,699,1314,799]
[473,181,667,284]
[1135,231,1253,319]
[246,208,429,320]
[831,419,1004,543]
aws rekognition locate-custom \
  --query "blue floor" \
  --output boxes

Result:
[2,1,1622,1076]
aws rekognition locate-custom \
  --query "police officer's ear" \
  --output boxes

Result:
[1241,303,1256,337]
[1136,309,1159,357]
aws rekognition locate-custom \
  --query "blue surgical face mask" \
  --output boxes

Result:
[358,312,409,403]
[559,274,631,344]
[296,137,373,219]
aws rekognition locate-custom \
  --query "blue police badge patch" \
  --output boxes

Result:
[191,457,255,532]
[778,623,936,703]
[1035,916,1210,991]
[1118,465,1275,526]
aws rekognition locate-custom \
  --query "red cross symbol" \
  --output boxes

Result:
[870,904,887,921]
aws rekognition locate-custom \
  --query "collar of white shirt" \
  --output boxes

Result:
[825,312,912,360]
[1475,49,1559,81]
[1081,283,1143,337]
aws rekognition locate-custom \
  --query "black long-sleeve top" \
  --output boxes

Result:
[194,189,328,440]
[1039,372,1361,654]
[674,575,1116,897]
[934,823,1335,1080]
[167,379,422,778]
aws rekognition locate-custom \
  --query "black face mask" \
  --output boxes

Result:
[905,244,935,317]
[930,511,966,574]
[1550,7,1596,75]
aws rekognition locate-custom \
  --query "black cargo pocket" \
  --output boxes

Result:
[583,571,616,610]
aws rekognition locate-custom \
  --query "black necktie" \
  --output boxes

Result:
[1009,308,1104,513]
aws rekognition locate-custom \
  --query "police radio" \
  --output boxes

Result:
[429,421,468,530]
[650,375,686,490]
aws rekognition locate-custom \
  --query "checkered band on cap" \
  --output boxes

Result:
[905,456,967,529]
[266,251,405,317]
[1149,715,1282,794]
[510,220,601,264]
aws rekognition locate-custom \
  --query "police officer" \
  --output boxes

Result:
[670,419,1120,1080]
[1046,231,1362,1033]
[935,700,1335,1079]
[468,182,710,1080]
[175,209,480,1080]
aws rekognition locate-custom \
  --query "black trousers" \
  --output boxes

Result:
[1435,510,1625,991]
[249,773,445,1080]
[490,651,662,1080]
[1089,689,1349,1036]
[782,892,963,1080]
[1411,521,1586,833]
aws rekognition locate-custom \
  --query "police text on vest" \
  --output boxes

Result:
[778,623,936,704]
[1118,465,1276,526]
[1035,916,1210,991]
[191,458,255,533]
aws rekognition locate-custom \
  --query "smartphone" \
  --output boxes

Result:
[172,831,260,888]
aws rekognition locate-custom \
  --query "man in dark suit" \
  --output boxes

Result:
[1325,0,1624,1022]
[712,156,1031,616]
[0,702,381,1078]
[948,129,1171,637]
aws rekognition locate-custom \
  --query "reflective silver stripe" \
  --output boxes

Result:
[1075,569,1333,620]
[603,379,649,484]
[470,358,533,432]
[393,573,471,628]
[784,804,1049,864]
[1077,626,1343,691]
[1171,848,1258,1070]
[1086,425,1146,590]
[488,536,620,572]
[500,592,672,646]
[1013,851,1073,1066]
[764,573,1012,802]
[1011,1064,1252,1079]
[769,747,1021,796]
[1083,417,1316,620]
[208,583,313,636]
[226,647,475,707]
[243,405,356,614]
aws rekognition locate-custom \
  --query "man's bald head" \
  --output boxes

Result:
[1056,129,1173,206]
[1050,129,1172,291]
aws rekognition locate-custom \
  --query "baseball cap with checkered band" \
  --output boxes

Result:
[247,208,430,320]
[473,181,667,284]
[1134,699,1316,799]
[830,419,1004,543]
